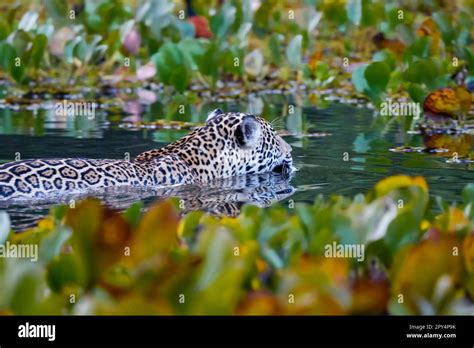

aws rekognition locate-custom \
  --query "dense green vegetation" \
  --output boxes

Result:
[1,0,474,315]
[1,176,474,315]
[1,0,473,106]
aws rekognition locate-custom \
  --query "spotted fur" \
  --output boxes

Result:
[0,110,293,200]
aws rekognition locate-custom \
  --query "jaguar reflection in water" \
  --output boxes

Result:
[1,171,295,230]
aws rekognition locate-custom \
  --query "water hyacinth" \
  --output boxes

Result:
[0,0,473,329]
[0,176,473,315]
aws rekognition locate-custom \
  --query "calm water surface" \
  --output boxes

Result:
[1,90,473,229]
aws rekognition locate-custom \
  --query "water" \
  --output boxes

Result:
[1,88,473,230]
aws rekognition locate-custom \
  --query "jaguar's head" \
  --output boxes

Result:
[176,109,294,182]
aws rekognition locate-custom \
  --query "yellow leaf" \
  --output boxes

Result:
[374,175,428,197]
[423,87,472,117]
[236,291,280,315]
[417,17,441,54]
[65,199,132,281]
[434,207,469,233]
[38,217,55,231]
[421,219,431,230]
[463,234,474,273]
[392,236,462,311]
[308,49,322,72]
[132,200,180,261]
[350,277,390,314]
[278,257,350,315]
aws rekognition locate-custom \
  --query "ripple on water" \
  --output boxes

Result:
[1,96,473,229]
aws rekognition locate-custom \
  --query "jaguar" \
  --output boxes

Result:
[0,109,294,200]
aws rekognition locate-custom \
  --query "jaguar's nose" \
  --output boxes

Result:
[277,135,292,153]
[272,161,293,179]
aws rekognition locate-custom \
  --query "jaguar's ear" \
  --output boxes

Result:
[206,108,224,123]
[235,115,261,148]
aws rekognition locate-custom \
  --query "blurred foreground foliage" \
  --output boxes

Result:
[1,175,474,315]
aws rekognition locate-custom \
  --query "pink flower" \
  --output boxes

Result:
[137,62,156,81]
[123,28,141,55]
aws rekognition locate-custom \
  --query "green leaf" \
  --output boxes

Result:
[104,30,121,57]
[39,226,72,264]
[407,83,427,104]
[180,211,204,242]
[73,39,88,62]
[262,247,285,268]
[396,23,415,46]
[210,3,236,39]
[153,42,188,91]
[403,36,431,62]
[322,2,347,29]
[67,200,103,288]
[244,48,264,77]
[152,52,168,81]
[364,62,390,96]
[351,64,369,94]
[268,33,281,65]
[47,254,80,292]
[0,211,10,244]
[64,37,81,63]
[286,34,302,70]
[403,58,443,90]
[222,45,243,75]
[123,201,143,226]
[360,0,382,26]
[31,34,48,69]
[372,50,396,71]
[175,20,195,39]
[11,63,25,83]
[0,42,15,71]
[462,184,474,205]
[161,42,183,65]
[345,0,362,26]
[432,12,454,45]
[178,38,204,71]
[43,0,68,24]
[171,66,188,93]
[352,61,391,104]
[0,19,10,41]
[5,260,43,314]
[463,47,474,74]
[11,30,31,57]
[384,212,420,257]
[385,8,400,31]
[18,10,39,32]
[197,42,219,87]
[85,14,102,33]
